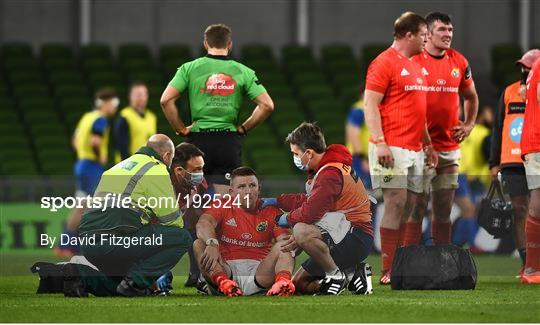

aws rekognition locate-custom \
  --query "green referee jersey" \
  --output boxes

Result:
[169,54,266,132]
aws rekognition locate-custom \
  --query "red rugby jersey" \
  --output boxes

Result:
[521,58,540,155]
[412,48,474,151]
[365,47,427,151]
[205,201,287,261]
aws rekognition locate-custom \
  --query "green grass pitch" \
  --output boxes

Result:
[0,254,538,323]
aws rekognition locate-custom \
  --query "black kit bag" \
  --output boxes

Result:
[391,244,477,290]
[477,180,513,238]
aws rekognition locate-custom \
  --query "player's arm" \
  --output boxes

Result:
[160,86,191,136]
[90,135,105,165]
[196,213,221,271]
[91,117,108,165]
[345,109,364,155]
[489,92,505,179]
[453,83,479,142]
[238,92,274,134]
[113,116,131,160]
[423,126,438,168]
[364,89,394,168]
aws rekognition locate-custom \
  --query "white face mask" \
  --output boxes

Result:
[293,151,310,171]
[182,168,204,186]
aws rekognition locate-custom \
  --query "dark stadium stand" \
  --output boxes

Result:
[0,41,521,176]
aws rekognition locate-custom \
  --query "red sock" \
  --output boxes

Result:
[398,223,405,246]
[525,215,540,271]
[403,222,422,246]
[380,227,400,273]
[211,271,228,286]
[275,270,291,281]
[432,220,451,245]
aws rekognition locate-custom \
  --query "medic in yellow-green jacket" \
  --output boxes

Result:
[72,134,192,297]
[114,82,157,162]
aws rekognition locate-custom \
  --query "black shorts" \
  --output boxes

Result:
[187,131,243,185]
[501,166,528,197]
[301,227,373,278]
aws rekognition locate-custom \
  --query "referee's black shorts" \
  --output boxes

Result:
[501,166,528,198]
[187,131,242,185]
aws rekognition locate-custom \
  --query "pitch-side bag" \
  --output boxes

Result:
[390,244,477,290]
[477,180,513,238]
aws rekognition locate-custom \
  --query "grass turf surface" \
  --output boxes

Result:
[0,254,538,323]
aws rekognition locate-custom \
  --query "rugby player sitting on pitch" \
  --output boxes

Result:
[194,167,295,296]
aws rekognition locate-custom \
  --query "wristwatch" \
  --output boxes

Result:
[205,238,219,247]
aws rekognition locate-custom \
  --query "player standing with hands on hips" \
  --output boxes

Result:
[404,12,479,247]
[160,24,274,195]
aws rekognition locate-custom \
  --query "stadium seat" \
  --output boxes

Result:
[291,72,327,87]
[119,44,152,61]
[12,84,50,99]
[491,43,523,89]
[127,71,164,85]
[282,45,314,61]
[298,85,335,101]
[49,71,85,85]
[321,44,355,63]
[41,43,73,60]
[54,84,90,100]
[43,57,79,72]
[285,59,321,75]
[8,71,45,84]
[0,160,38,175]
[82,58,115,72]
[243,59,279,74]
[159,44,191,62]
[0,97,17,111]
[326,60,361,75]
[361,43,388,70]
[241,44,274,61]
[1,42,33,59]
[18,97,56,112]
[3,57,40,72]
[80,43,113,60]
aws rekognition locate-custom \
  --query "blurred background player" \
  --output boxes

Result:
[271,122,373,295]
[405,12,479,247]
[520,51,540,284]
[114,81,157,162]
[452,105,493,250]
[364,12,435,285]
[489,49,540,274]
[194,167,295,296]
[160,24,274,195]
[169,142,208,288]
[345,90,372,190]
[54,88,119,257]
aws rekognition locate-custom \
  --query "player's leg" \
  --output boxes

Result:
[292,223,349,295]
[522,153,540,283]
[453,174,477,246]
[403,191,428,246]
[256,241,295,296]
[192,238,240,295]
[369,144,415,284]
[430,162,459,245]
[501,167,529,273]
[292,266,322,295]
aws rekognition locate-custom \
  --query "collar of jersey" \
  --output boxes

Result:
[426,50,446,60]
[136,146,164,164]
[206,54,231,60]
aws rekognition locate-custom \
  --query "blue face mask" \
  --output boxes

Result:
[293,151,311,171]
[182,168,204,186]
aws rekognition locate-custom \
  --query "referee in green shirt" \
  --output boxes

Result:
[160,24,274,195]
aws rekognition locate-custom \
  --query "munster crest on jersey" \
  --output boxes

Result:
[451,68,460,78]
[256,221,268,232]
